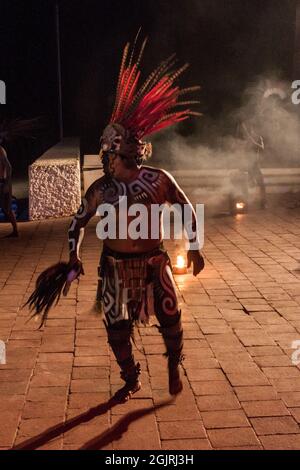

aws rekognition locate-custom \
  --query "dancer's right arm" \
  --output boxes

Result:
[68,180,103,270]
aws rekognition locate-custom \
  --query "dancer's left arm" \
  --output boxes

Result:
[163,170,205,276]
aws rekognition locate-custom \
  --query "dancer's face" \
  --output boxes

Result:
[100,124,125,154]
[100,152,124,178]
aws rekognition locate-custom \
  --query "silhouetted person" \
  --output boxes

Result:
[0,116,40,237]
[238,120,267,209]
[0,144,18,237]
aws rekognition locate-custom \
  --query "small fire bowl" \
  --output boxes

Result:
[173,255,188,275]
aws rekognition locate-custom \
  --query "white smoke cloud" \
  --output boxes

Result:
[151,77,300,211]
[153,76,300,170]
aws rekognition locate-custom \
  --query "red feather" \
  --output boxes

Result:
[109,35,201,139]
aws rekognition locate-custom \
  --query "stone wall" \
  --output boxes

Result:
[82,154,103,193]
[29,139,81,220]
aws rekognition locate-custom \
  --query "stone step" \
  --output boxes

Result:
[29,138,81,220]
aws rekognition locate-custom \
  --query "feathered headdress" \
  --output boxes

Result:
[110,34,201,138]
[100,31,202,157]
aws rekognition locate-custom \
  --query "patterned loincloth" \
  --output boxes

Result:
[98,245,172,325]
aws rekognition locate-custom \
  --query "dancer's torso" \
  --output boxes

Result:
[97,166,168,253]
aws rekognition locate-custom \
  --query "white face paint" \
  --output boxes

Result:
[100,124,152,162]
[100,124,125,153]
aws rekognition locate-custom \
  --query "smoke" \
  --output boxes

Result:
[150,76,300,211]
[152,77,300,170]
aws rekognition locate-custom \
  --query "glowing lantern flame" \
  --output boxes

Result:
[236,202,246,211]
[176,255,186,268]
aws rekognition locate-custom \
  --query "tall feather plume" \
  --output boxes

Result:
[124,54,177,118]
[111,37,148,124]
[120,38,147,116]
[179,86,201,96]
[175,100,201,107]
[127,27,142,70]
[111,42,130,122]
[109,33,201,139]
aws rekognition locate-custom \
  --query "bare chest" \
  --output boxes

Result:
[101,169,166,207]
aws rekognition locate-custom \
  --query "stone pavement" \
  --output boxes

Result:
[1,207,300,450]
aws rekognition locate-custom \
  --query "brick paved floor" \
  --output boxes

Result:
[1,206,300,450]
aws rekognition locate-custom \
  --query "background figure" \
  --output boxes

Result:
[0,144,18,237]
[0,116,41,237]
[238,119,267,209]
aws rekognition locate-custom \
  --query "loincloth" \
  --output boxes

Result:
[98,244,171,325]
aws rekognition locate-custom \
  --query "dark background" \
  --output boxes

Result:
[0,0,297,174]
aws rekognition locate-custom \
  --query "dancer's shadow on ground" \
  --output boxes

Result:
[79,399,173,450]
[12,397,173,450]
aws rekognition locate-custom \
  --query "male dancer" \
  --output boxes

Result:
[0,141,18,237]
[28,36,205,402]
[240,120,266,209]
[68,37,205,402]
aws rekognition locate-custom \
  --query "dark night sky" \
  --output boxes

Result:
[0,0,297,171]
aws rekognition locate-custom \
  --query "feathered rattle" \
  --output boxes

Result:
[24,262,83,329]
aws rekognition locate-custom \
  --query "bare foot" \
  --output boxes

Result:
[3,232,19,239]
[169,366,183,396]
[113,380,141,403]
